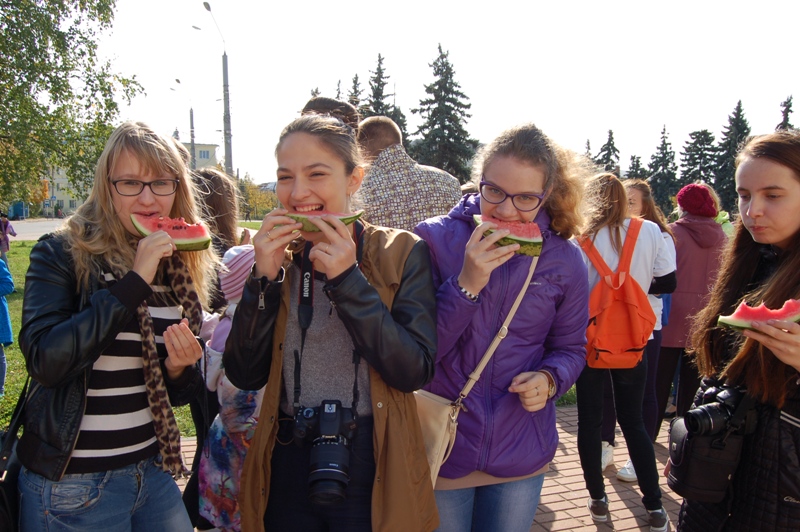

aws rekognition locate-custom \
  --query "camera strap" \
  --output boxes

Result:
[713,392,758,449]
[293,222,366,415]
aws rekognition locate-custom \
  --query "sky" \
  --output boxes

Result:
[99,0,800,184]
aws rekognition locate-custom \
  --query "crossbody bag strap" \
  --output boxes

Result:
[0,376,30,482]
[456,257,538,404]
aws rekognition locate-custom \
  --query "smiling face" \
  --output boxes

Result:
[275,132,363,242]
[627,187,644,217]
[480,155,547,223]
[736,156,800,249]
[110,149,177,236]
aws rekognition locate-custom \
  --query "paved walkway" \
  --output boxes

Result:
[179,406,679,531]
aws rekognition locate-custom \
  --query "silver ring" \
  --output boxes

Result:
[266,231,272,240]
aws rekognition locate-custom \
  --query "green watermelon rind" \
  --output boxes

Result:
[717,299,800,331]
[130,214,212,252]
[285,210,364,232]
[472,214,543,257]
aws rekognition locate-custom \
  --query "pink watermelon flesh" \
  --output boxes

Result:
[130,214,211,251]
[718,299,800,330]
[286,210,364,232]
[473,214,543,256]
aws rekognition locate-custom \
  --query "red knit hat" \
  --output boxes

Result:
[677,184,717,218]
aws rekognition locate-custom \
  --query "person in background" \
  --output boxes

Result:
[357,116,462,232]
[0,212,17,268]
[598,179,676,483]
[576,173,675,532]
[0,259,13,398]
[18,121,217,531]
[679,129,800,531]
[301,96,361,131]
[222,115,438,531]
[198,244,264,532]
[656,183,727,438]
[414,123,590,532]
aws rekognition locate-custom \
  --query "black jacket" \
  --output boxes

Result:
[18,234,202,481]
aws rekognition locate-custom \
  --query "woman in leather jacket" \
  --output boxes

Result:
[221,115,438,531]
[18,122,217,531]
[679,130,800,531]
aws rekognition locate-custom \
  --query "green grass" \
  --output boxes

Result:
[239,221,262,231]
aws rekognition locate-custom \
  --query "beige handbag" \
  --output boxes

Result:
[414,257,538,485]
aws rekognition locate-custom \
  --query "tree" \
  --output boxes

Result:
[625,155,648,179]
[238,174,278,220]
[387,105,411,144]
[777,95,794,131]
[364,54,393,117]
[310,87,321,97]
[679,130,716,187]
[347,74,365,114]
[584,140,592,159]
[594,130,620,173]
[714,101,751,212]
[647,126,679,214]
[0,1,141,200]
[335,80,342,100]
[410,45,479,183]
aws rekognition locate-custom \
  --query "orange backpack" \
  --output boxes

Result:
[579,217,656,369]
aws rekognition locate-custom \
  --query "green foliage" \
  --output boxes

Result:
[0,1,142,202]
[594,130,620,173]
[335,80,342,100]
[714,101,751,212]
[410,44,479,184]
[364,54,393,117]
[310,87,321,97]
[347,74,364,114]
[679,129,716,187]
[239,173,278,220]
[647,126,679,214]
[584,140,592,159]
[777,95,794,131]
[625,155,648,179]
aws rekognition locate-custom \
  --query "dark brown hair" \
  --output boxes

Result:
[691,129,800,407]
[193,167,240,253]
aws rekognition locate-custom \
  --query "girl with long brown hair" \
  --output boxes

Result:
[679,130,800,530]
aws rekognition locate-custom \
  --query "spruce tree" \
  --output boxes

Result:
[647,126,679,214]
[594,130,620,174]
[364,54,393,117]
[585,140,592,159]
[410,44,479,183]
[387,104,411,144]
[777,95,794,130]
[335,80,342,100]
[625,155,648,179]
[714,101,751,212]
[347,74,363,111]
[679,130,716,187]
[310,87,321,97]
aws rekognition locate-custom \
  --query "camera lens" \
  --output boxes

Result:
[685,403,728,435]
[307,438,351,505]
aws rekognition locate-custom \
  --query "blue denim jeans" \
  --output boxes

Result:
[18,455,192,532]
[433,474,545,532]
[576,360,663,511]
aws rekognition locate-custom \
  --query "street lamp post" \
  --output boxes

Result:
[203,2,233,177]
[172,79,196,170]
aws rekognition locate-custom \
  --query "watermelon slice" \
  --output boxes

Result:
[130,214,212,251]
[718,299,800,331]
[473,214,543,257]
[286,210,364,232]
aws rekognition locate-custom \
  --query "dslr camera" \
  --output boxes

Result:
[684,385,753,436]
[293,400,358,505]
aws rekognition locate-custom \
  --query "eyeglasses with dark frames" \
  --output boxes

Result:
[110,178,180,197]
[479,179,546,211]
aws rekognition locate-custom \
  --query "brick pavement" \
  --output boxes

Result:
[179,405,680,531]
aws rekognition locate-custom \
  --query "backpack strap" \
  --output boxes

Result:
[618,217,643,278]
[579,217,643,290]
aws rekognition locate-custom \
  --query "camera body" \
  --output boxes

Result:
[292,400,358,505]
[684,385,748,436]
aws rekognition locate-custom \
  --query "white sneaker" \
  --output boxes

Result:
[617,459,637,482]
[601,442,614,471]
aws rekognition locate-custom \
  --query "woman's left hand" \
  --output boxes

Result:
[508,371,551,412]
[744,320,800,372]
[163,318,203,380]
[307,215,357,278]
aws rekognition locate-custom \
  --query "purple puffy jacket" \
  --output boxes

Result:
[414,194,589,479]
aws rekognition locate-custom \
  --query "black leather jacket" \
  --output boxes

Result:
[18,234,202,481]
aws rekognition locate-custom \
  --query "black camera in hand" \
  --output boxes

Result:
[684,385,750,436]
[293,400,358,505]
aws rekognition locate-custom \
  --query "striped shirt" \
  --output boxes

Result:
[66,272,183,474]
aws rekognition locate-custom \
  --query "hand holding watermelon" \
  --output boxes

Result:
[305,214,357,279]
[131,231,176,284]
[457,220,520,296]
[252,209,302,280]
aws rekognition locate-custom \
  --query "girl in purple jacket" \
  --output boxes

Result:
[414,124,591,532]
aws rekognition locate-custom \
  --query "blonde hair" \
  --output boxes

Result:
[470,123,590,239]
[62,122,218,305]
[581,173,629,254]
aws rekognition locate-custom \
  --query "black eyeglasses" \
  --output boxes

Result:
[479,179,546,211]
[110,179,180,197]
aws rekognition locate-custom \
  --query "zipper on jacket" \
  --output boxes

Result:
[59,371,89,480]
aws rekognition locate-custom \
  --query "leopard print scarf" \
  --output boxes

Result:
[107,253,203,478]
